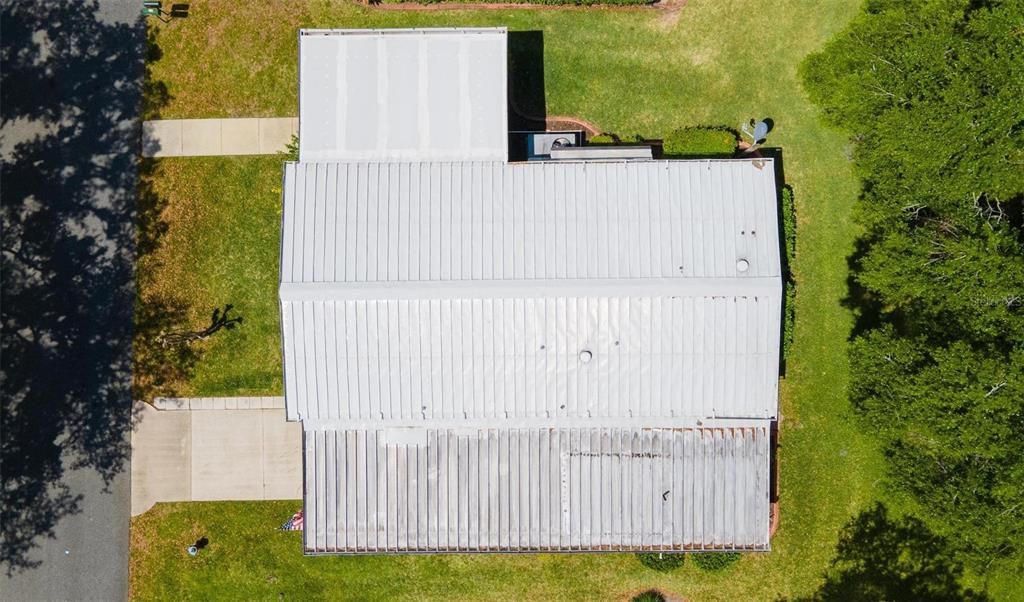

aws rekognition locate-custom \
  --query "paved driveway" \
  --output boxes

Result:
[131,399,302,516]
[1,2,142,599]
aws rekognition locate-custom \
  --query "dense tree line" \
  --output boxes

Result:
[801,0,1024,570]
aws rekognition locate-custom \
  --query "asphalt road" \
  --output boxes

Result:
[3,466,130,601]
[2,1,143,599]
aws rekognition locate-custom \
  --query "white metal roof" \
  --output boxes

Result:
[303,426,771,553]
[280,160,781,283]
[282,294,780,427]
[298,29,508,162]
[288,34,782,551]
[280,160,782,424]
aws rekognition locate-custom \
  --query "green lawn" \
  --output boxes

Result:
[131,0,921,599]
[135,157,284,398]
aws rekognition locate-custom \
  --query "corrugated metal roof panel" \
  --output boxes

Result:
[303,426,771,553]
[282,294,780,423]
[299,29,508,162]
[280,160,781,283]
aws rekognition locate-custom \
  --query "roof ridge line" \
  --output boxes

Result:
[280,276,781,302]
[298,416,775,431]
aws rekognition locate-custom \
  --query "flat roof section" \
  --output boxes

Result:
[299,28,509,162]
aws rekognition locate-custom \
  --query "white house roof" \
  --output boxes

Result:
[286,27,781,554]
[280,160,782,426]
[298,28,508,162]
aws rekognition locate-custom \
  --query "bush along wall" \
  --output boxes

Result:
[780,185,796,363]
[662,126,737,157]
[635,552,686,571]
[588,126,737,158]
[587,132,646,144]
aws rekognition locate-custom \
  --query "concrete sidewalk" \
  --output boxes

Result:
[131,397,301,516]
[142,117,298,157]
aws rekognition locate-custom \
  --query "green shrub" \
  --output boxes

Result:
[636,552,685,571]
[632,590,667,602]
[692,551,741,572]
[662,126,736,157]
[780,185,796,361]
[588,133,616,144]
[280,133,299,162]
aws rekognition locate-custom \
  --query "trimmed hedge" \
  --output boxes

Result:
[662,126,737,157]
[588,133,616,144]
[632,590,667,602]
[692,551,742,572]
[781,185,796,361]
[636,552,685,571]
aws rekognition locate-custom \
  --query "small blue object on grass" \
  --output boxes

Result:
[187,545,198,556]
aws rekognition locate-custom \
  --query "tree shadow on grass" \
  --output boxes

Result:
[131,156,203,402]
[795,503,988,602]
[841,234,888,341]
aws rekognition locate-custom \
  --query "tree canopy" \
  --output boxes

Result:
[802,0,1024,569]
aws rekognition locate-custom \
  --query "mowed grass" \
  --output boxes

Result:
[130,0,917,600]
[131,502,777,601]
[136,157,284,397]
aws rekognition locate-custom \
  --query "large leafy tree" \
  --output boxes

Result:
[802,0,1024,568]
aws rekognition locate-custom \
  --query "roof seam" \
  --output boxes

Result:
[280,277,782,301]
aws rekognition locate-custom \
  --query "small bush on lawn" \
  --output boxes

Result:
[636,552,685,571]
[632,590,667,602]
[588,133,616,144]
[692,551,742,572]
[662,126,737,157]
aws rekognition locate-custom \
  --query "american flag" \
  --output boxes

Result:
[280,510,303,531]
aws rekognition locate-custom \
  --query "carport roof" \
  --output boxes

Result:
[298,28,509,162]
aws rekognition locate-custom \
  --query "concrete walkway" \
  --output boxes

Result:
[142,117,298,157]
[131,397,301,516]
